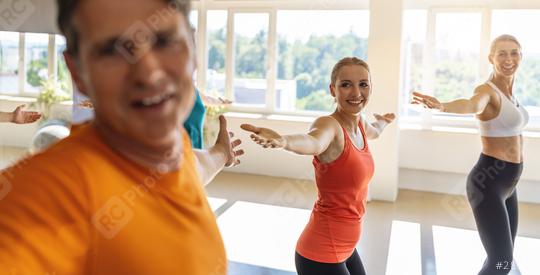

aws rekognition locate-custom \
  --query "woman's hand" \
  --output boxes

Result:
[373,113,395,124]
[78,100,94,109]
[240,124,286,149]
[11,105,41,124]
[411,91,444,111]
[203,95,233,107]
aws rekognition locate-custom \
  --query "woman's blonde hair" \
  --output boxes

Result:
[489,34,522,56]
[330,57,370,86]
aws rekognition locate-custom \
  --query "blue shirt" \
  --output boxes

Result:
[184,89,206,149]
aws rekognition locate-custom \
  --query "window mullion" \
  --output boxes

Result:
[479,7,492,81]
[225,10,234,100]
[266,9,277,113]
[197,5,207,94]
[18,33,25,96]
[48,34,56,84]
[421,9,436,130]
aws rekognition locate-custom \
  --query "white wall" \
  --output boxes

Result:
[0,0,58,34]
[222,115,540,204]
[365,0,402,201]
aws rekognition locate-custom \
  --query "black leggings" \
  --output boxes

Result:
[466,154,523,275]
[295,249,366,275]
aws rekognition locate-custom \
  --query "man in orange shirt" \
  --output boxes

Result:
[0,0,242,274]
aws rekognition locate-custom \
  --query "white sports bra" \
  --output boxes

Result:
[478,81,529,137]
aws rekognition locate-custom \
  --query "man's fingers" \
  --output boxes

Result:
[231,139,242,148]
[218,115,227,133]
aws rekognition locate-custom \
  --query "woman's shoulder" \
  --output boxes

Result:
[475,82,495,93]
[474,83,498,99]
[311,115,341,131]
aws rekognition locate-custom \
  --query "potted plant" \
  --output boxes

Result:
[28,78,72,152]
[31,78,71,122]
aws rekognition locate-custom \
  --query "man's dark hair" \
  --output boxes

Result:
[57,0,191,56]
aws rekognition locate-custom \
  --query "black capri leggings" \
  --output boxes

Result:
[295,249,366,275]
[466,153,523,275]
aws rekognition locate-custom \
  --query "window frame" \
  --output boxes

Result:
[401,6,540,132]
[191,0,369,116]
[0,32,65,98]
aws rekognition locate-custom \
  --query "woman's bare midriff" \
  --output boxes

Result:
[481,135,523,164]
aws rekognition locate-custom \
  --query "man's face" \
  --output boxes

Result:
[68,0,195,147]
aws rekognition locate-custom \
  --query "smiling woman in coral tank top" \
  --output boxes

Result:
[242,57,395,275]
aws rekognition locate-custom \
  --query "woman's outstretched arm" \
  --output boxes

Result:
[241,116,338,156]
[411,86,491,115]
[0,105,41,124]
[365,113,396,140]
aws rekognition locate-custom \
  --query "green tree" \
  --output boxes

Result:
[434,57,478,102]
[278,31,368,111]
[26,58,47,87]
[235,30,267,78]
[296,89,334,112]
[208,28,226,73]
[515,58,540,107]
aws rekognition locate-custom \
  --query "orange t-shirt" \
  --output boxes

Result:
[0,124,226,275]
[296,120,375,263]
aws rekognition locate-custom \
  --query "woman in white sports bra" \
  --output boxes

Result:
[412,34,528,275]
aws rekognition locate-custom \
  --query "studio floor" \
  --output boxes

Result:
[207,172,540,275]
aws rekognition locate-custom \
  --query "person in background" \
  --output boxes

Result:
[242,57,395,275]
[184,89,232,149]
[412,34,527,275]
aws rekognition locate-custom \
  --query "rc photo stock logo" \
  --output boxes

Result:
[0,174,13,201]
[92,196,134,239]
[0,0,36,30]
[114,20,157,64]
[440,181,477,222]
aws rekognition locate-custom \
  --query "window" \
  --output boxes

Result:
[190,10,198,29]
[24,33,49,94]
[401,8,540,130]
[232,13,269,108]
[401,9,484,129]
[206,10,227,97]
[433,13,482,102]
[191,3,369,114]
[0,32,19,95]
[56,36,72,94]
[190,10,199,85]
[492,10,540,128]
[0,32,71,98]
[276,10,369,113]
[401,10,427,119]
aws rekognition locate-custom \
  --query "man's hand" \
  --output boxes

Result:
[215,115,244,167]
